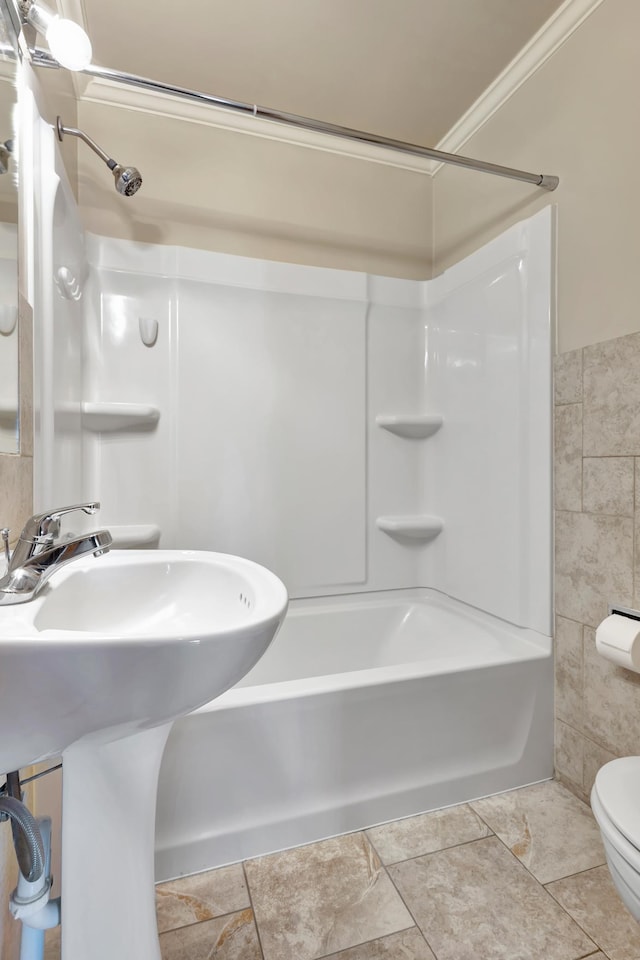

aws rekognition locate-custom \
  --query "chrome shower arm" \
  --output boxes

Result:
[55,116,142,195]
[56,116,115,169]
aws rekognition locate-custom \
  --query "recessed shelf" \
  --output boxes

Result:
[108,525,161,549]
[81,402,160,432]
[376,414,443,439]
[376,515,444,541]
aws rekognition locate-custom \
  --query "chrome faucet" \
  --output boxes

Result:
[0,502,112,605]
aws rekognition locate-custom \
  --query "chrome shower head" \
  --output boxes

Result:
[56,117,142,198]
[109,162,143,197]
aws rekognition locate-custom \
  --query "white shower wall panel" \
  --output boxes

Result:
[80,208,551,622]
[425,208,552,634]
[174,278,367,592]
[81,264,176,544]
[366,276,428,589]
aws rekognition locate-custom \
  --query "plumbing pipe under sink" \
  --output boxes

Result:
[10,817,61,960]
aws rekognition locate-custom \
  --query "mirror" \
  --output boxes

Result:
[0,4,18,453]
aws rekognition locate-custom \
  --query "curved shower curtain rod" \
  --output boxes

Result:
[31,49,559,191]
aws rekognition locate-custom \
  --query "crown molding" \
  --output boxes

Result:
[75,0,603,178]
[79,79,437,175]
[434,0,605,164]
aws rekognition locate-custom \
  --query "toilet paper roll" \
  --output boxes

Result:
[595,614,640,672]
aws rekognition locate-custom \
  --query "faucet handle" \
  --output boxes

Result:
[19,502,101,543]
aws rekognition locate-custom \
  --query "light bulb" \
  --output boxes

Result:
[45,16,92,71]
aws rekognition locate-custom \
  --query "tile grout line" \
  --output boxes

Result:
[241,861,267,960]
[156,785,615,960]
[364,831,441,960]
[544,862,609,889]
[377,818,602,960]
[467,801,602,940]
[310,925,419,960]
[466,807,558,889]
[464,811,606,958]
[544,867,614,959]
[366,823,496,869]
[155,903,261,940]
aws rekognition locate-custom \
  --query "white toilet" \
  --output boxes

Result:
[591,756,640,920]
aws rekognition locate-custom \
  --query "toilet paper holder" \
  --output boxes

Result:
[598,605,640,673]
[609,604,640,623]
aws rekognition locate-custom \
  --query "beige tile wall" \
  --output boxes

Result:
[554,334,640,800]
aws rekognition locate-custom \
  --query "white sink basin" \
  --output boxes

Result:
[0,549,288,774]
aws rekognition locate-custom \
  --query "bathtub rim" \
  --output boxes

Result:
[197,587,552,713]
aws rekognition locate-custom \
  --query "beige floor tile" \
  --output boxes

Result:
[388,836,595,960]
[245,832,414,960]
[547,865,640,960]
[156,863,249,933]
[470,780,605,883]
[366,804,491,865]
[159,908,261,960]
[322,928,435,959]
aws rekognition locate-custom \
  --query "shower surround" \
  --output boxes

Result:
[78,209,552,619]
[34,164,553,875]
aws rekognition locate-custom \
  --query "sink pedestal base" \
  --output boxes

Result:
[60,723,173,960]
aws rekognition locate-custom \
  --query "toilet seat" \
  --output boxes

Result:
[592,785,640,871]
[591,782,640,919]
[593,757,640,850]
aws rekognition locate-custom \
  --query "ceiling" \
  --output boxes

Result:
[75,0,566,146]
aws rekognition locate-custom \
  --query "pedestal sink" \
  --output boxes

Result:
[0,549,288,960]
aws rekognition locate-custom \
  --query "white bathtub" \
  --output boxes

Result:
[155,589,553,879]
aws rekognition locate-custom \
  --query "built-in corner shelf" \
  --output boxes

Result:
[375,414,443,439]
[376,515,444,541]
[81,402,160,432]
[108,525,161,549]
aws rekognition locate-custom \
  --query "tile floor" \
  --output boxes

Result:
[45,779,640,960]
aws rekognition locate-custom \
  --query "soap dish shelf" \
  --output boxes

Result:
[376,414,443,439]
[82,402,160,432]
[376,515,444,541]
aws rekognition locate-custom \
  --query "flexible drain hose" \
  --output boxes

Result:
[0,796,45,883]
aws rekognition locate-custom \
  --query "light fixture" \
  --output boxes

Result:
[19,0,92,71]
